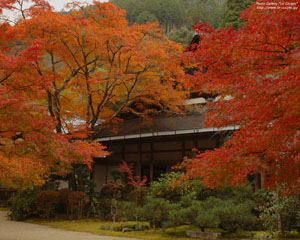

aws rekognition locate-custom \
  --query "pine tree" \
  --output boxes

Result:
[220,0,254,29]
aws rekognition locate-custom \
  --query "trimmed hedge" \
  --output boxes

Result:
[35,190,60,219]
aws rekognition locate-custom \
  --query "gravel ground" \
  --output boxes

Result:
[0,211,143,240]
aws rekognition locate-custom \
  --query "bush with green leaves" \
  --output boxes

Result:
[112,200,144,222]
[212,197,257,232]
[68,164,96,194]
[148,172,205,202]
[141,196,180,228]
[126,187,148,206]
[257,189,300,232]
[110,172,259,232]
[161,193,256,232]
[9,187,41,221]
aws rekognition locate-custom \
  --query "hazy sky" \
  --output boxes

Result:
[2,0,107,22]
[48,0,104,11]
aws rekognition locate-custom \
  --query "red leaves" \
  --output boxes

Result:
[182,4,300,191]
[0,0,15,11]
[119,160,147,188]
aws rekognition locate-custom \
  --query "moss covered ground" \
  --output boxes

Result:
[26,219,300,240]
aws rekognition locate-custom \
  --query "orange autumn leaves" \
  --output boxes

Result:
[0,1,186,187]
[11,1,186,134]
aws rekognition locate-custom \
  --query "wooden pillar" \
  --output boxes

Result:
[254,173,261,192]
[216,137,221,148]
[105,164,109,184]
[261,172,265,189]
[122,142,125,161]
[182,141,185,158]
[193,138,198,157]
[150,142,154,182]
[137,141,142,177]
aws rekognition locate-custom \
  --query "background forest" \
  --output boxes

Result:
[111,0,254,46]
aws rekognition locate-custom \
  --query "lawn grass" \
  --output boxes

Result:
[28,219,197,240]
[27,219,300,240]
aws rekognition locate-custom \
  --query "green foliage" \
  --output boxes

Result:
[185,0,225,29]
[168,27,194,48]
[257,189,300,232]
[148,172,200,202]
[111,0,227,45]
[112,200,144,222]
[68,164,95,194]
[109,172,258,232]
[35,190,60,219]
[9,187,40,221]
[160,193,256,232]
[141,196,180,228]
[126,187,148,205]
[87,196,101,218]
[100,221,150,231]
[220,0,254,29]
[136,11,158,24]
[111,0,185,34]
[97,196,112,220]
[149,175,257,231]
[212,198,256,232]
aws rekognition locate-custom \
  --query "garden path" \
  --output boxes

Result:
[0,211,143,240]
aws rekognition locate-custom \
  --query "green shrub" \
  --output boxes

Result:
[9,187,40,221]
[99,221,150,231]
[258,189,300,232]
[68,164,96,194]
[214,198,257,232]
[141,196,180,228]
[67,191,88,219]
[35,190,60,219]
[126,187,148,205]
[112,200,144,222]
[139,173,258,231]
[87,196,101,218]
[149,172,197,202]
[148,191,257,232]
[97,196,112,220]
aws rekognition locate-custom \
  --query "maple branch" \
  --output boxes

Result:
[244,47,285,53]
[49,52,57,86]
[284,34,292,51]
[91,70,144,137]
[262,31,291,53]
[91,77,122,128]
[57,58,98,94]
[60,39,83,71]
[47,90,55,118]
[125,55,132,73]
[106,41,123,73]
[106,41,112,64]
[0,72,13,84]
[15,0,26,20]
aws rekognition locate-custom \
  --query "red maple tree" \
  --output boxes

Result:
[119,160,147,188]
[182,1,300,191]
